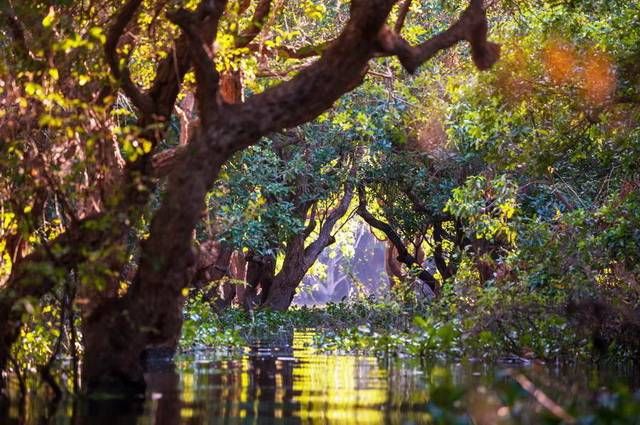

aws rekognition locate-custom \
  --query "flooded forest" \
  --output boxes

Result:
[1,0,639,423]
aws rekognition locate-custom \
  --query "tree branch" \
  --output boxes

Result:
[105,0,154,116]
[357,186,438,293]
[236,0,272,48]
[146,0,229,122]
[433,221,453,279]
[223,0,396,150]
[394,0,412,33]
[167,1,228,124]
[218,0,498,154]
[304,179,355,263]
[377,0,500,73]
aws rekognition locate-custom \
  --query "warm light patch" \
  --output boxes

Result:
[580,50,616,104]
[408,116,450,159]
[542,39,578,85]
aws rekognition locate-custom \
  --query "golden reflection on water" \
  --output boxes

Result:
[175,330,432,424]
[5,331,638,425]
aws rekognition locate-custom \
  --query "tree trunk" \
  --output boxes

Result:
[212,250,247,310]
[357,189,439,295]
[264,183,354,310]
[81,130,231,392]
[80,45,252,392]
[241,254,276,309]
[262,235,308,311]
[220,70,243,104]
[385,243,404,288]
[433,221,454,280]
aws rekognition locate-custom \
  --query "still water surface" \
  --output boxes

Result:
[5,330,639,424]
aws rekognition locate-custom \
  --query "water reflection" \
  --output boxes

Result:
[3,330,639,424]
[171,330,432,424]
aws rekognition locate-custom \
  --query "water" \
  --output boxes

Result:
[3,330,639,424]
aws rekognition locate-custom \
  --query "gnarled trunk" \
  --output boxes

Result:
[82,131,231,392]
[262,236,308,311]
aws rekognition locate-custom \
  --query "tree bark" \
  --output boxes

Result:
[242,254,276,309]
[433,221,454,280]
[82,129,232,392]
[263,183,354,310]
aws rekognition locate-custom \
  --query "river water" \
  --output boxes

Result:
[3,330,639,424]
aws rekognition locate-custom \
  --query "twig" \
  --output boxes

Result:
[509,371,576,424]
[8,354,26,414]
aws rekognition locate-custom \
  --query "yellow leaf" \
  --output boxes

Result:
[88,27,107,44]
[48,68,59,80]
[141,139,153,154]
[42,7,56,28]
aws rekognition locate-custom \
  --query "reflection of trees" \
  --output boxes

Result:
[188,348,300,424]
[247,349,298,421]
[74,363,182,425]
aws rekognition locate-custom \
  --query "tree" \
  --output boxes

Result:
[0,0,499,396]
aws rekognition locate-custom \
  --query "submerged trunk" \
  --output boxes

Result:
[82,131,231,392]
[80,48,252,391]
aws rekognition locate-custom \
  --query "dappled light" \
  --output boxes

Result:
[413,117,450,158]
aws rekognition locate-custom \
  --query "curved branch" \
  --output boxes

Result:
[356,186,438,293]
[377,0,500,73]
[225,0,396,149]
[236,0,272,48]
[304,179,355,262]
[105,0,154,115]
[220,0,498,154]
[394,0,412,33]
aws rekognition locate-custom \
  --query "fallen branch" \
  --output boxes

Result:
[510,371,576,424]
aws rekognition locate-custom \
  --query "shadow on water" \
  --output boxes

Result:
[2,330,639,424]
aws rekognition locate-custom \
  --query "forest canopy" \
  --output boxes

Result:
[0,0,639,417]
